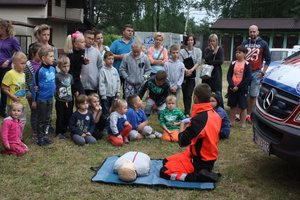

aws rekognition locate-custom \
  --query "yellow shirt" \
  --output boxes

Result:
[2,69,26,105]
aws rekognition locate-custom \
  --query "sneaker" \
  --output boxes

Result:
[240,125,247,131]
[246,115,252,124]
[44,137,53,145]
[37,138,50,146]
[48,126,55,134]
[56,133,66,139]
[154,131,162,138]
[145,134,156,139]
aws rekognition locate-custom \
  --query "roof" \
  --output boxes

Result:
[0,0,48,6]
[211,18,300,30]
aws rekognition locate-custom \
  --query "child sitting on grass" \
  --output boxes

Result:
[1,102,28,156]
[139,70,170,117]
[159,95,185,142]
[108,99,132,146]
[88,93,107,140]
[69,94,96,146]
[210,93,231,139]
[126,95,162,140]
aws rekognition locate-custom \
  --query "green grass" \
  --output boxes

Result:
[1,65,300,199]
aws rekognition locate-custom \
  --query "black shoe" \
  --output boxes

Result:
[44,137,53,145]
[37,138,50,146]
[48,126,55,134]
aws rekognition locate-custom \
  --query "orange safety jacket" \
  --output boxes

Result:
[179,102,222,161]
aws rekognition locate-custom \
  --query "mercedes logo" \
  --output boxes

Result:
[263,89,276,110]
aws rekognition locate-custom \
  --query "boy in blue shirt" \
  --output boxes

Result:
[126,94,162,139]
[32,46,56,146]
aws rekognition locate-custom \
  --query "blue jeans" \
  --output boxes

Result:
[101,96,116,119]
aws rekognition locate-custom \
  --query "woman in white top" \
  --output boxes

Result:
[179,34,202,117]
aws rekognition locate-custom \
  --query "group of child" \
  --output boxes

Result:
[2,29,254,157]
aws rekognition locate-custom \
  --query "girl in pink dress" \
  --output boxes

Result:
[1,102,28,156]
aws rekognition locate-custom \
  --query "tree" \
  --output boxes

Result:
[200,0,300,19]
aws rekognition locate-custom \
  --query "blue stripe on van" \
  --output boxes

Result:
[263,78,300,97]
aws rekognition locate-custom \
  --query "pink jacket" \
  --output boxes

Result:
[1,116,22,147]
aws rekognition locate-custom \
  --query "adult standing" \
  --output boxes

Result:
[110,24,134,96]
[242,25,270,122]
[179,35,202,116]
[94,30,110,60]
[0,19,21,117]
[110,24,134,73]
[203,34,224,108]
[81,30,103,95]
[148,32,168,76]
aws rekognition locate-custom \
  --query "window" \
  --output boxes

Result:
[15,35,32,55]
[55,0,61,7]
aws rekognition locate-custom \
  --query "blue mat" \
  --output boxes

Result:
[91,156,215,190]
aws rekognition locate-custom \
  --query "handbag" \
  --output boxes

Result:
[200,64,214,80]
[183,49,196,78]
[201,49,217,80]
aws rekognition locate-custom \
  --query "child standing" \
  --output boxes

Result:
[210,93,231,139]
[55,55,73,139]
[119,42,151,99]
[2,52,27,133]
[32,46,56,146]
[126,95,162,140]
[108,99,132,146]
[159,95,185,142]
[99,51,120,119]
[64,31,88,96]
[139,70,170,117]
[88,93,107,140]
[160,83,222,182]
[69,94,96,146]
[164,45,185,106]
[25,42,42,140]
[1,102,28,156]
[227,45,252,129]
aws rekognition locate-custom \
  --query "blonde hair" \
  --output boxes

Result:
[11,101,24,110]
[154,32,164,40]
[0,19,15,37]
[34,24,51,39]
[88,93,100,103]
[38,45,54,59]
[166,95,176,103]
[57,55,70,69]
[131,41,142,50]
[118,160,137,182]
[110,99,127,113]
[208,34,219,43]
[63,31,84,54]
[12,51,27,63]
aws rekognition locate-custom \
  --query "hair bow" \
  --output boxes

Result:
[71,31,81,40]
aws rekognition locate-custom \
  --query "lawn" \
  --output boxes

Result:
[0,65,300,200]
